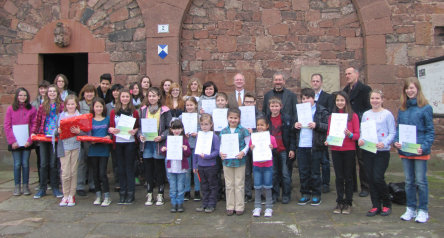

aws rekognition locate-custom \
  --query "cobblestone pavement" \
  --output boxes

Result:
[0,152,443,237]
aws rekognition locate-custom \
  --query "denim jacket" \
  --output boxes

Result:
[395,99,434,156]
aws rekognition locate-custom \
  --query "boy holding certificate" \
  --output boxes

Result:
[294,88,329,206]
[266,97,295,205]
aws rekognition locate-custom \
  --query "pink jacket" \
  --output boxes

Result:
[4,104,37,145]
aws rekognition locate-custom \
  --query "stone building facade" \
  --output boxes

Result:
[0,0,443,155]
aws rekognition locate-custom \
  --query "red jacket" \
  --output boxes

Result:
[109,109,140,145]
[31,104,64,135]
[327,112,360,151]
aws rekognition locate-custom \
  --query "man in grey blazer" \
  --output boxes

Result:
[228,73,249,109]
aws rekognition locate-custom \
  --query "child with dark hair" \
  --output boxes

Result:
[161,120,191,212]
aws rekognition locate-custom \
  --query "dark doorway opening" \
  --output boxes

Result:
[42,53,88,95]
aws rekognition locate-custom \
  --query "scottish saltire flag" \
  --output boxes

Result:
[158,45,168,59]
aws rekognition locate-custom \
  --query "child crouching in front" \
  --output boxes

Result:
[161,120,191,212]
[250,117,277,217]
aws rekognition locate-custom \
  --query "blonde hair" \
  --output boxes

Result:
[400,78,428,111]
[165,82,184,109]
[63,94,80,112]
[268,96,282,106]
[186,78,202,96]
[184,97,198,112]
[42,84,63,114]
[199,113,214,130]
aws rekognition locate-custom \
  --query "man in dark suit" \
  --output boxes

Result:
[262,72,298,119]
[343,67,372,197]
[227,73,249,109]
[311,73,333,193]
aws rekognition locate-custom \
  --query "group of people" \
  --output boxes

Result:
[4,67,434,222]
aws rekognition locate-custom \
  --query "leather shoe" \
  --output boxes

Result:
[359,190,369,197]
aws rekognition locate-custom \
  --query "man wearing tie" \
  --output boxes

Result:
[228,73,248,109]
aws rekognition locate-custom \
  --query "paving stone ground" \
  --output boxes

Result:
[0,152,443,237]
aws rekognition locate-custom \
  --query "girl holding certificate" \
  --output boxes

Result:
[160,120,191,212]
[394,78,434,223]
[109,89,139,205]
[31,84,64,199]
[4,88,36,196]
[220,108,250,216]
[198,81,218,114]
[325,91,359,215]
[358,90,396,217]
[139,87,172,206]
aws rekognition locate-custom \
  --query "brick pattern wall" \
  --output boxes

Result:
[384,0,444,150]
[0,0,147,149]
[180,0,364,102]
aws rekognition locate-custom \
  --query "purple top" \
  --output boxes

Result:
[4,104,37,145]
[193,133,220,168]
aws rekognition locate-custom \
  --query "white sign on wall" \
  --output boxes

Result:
[416,56,444,116]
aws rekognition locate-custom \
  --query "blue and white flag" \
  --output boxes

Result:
[158,45,168,59]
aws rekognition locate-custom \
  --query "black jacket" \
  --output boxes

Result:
[263,88,298,119]
[294,104,329,151]
[316,90,334,113]
[266,112,296,152]
[97,87,113,104]
[343,81,371,121]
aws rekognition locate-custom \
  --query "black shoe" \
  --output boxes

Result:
[184,192,190,201]
[76,190,86,197]
[245,195,253,203]
[125,192,134,204]
[89,188,95,193]
[170,204,177,213]
[194,191,201,201]
[359,190,369,197]
[177,204,184,212]
[205,207,215,213]
[118,192,126,205]
[282,196,290,204]
[322,185,330,193]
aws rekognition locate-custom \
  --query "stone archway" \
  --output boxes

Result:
[136,0,393,89]
[14,20,112,98]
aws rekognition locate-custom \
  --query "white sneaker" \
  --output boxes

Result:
[67,196,76,207]
[145,193,153,206]
[101,197,112,207]
[415,210,429,223]
[252,208,261,217]
[59,197,68,207]
[93,197,101,205]
[155,194,164,206]
[264,208,273,217]
[400,207,416,221]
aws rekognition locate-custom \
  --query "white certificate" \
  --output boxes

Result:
[239,106,256,129]
[328,113,348,138]
[201,99,216,114]
[399,124,416,144]
[141,118,158,141]
[181,113,198,134]
[220,133,239,159]
[213,109,228,131]
[166,136,183,160]
[195,131,213,155]
[116,114,136,140]
[296,102,312,128]
[251,131,272,162]
[12,124,29,147]
[360,120,378,143]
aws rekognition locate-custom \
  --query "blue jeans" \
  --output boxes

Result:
[272,151,291,199]
[321,150,330,186]
[168,172,186,205]
[253,166,273,189]
[297,148,322,196]
[402,158,428,211]
[185,149,200,192]
[39,142,60,190]
[12,150,31,185]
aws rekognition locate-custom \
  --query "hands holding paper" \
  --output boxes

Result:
[295,122,316,129]
[358,139,385,149]
[220,151,245,160]
[108,127,120,135]
[394,142,422,155]
[140,135,161,142]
